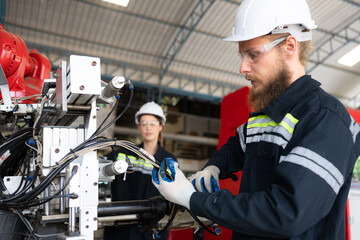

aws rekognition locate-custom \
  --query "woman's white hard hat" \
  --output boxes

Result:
[224,0,317,42]
[135,101,166,125]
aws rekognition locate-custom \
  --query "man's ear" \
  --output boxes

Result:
[285,35,297,57]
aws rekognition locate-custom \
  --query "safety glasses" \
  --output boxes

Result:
[239,37,286,64]
[139,120,160,127]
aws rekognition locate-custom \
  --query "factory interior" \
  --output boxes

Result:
[0,0,360,239]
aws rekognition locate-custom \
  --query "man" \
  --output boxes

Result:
[152,0,360,239]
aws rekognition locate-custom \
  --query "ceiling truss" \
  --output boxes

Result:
[2,0,360,106]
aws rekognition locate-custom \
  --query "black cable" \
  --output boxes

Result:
[96,94,120,131]
[3,156,74,206]
[24,166,78,207]
[0,167,39,203]
[11,150,31,196]
[186,208,220,236]
[89,84,133,140]
[0,128,33,192]
[153,204,179,238]
[14,208,39,240]
[0,85,135,209]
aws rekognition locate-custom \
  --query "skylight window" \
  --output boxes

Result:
[337,45,360,67]
[102,0,130,7]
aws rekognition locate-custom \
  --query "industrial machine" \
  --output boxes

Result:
[0,25,218,239]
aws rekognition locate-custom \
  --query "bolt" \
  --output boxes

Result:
[93,217,98,221]
[92,61,97,66]
[79,85,85,90]
[92,115,96,119]
[93,182,98,186]
[55,148,60,153]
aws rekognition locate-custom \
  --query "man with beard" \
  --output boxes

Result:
[152,0,360,239]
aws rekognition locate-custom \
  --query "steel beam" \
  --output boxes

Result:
[160,0,216,79]
[26,42,239,102]
[307,18,360,73]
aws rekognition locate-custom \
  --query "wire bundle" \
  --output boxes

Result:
[0,81,135,209]
[0,128,35,193]
[0,79,219,238]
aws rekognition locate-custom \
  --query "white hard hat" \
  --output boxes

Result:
[224,0,317,42]
[135,101,166,125]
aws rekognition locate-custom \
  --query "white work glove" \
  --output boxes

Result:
[188,165,220,193]
[152,158,195,209]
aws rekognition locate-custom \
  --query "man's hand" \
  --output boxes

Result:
[152,158,195,209]
[188,165,220,193]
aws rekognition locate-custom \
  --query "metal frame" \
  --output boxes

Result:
[159,0,216,101]
[307,18,360,73]
[3,0,360,107]
[26,42,238,103]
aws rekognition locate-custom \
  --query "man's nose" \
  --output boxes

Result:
[239,58,251,74]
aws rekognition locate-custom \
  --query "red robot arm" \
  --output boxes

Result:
[0,23,51,103]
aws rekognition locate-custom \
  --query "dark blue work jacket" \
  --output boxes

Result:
[190,75,360,240]
[104,143,176,240]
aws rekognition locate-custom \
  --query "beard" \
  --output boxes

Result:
[247,59,291,112]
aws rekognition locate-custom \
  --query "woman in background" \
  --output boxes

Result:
[104,101,176,240]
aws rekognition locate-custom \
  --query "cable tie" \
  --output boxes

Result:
[112,138,118,147]
[69,148,78,159]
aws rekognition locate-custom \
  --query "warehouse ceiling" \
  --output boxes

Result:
[2,0,360,107]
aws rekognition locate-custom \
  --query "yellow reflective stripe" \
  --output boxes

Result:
[248,115,269,122]
[286,113,299,124]
[279,121,294,134]
[280,113,298,134]
[139,159,153,168]
[129,158,153,169]
[117,153,126,160]
[247,113,299,135]
[117,153,138,163]
[248,121,276,128]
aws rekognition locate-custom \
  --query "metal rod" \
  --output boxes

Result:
[97,196,169,217]
[44,186,50,216]
[68,207,76,232]
[60,176,65,213]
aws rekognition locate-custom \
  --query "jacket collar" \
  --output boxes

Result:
[252,75,321,123]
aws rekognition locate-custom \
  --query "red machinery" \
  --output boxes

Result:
[0,23,51,103]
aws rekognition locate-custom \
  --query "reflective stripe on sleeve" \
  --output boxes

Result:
[247,113,298,148]
[247,134,288,149]
[279,146,344,194]
[237,125,246,152]
[350,117,360,143]
[117,153,153,175]
[117,153,127,160]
